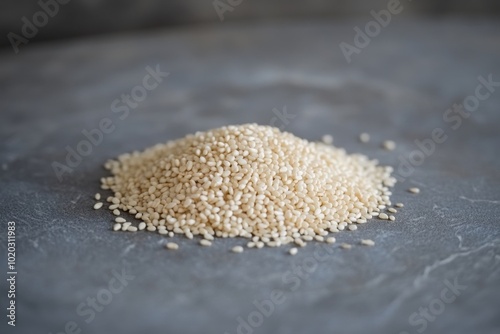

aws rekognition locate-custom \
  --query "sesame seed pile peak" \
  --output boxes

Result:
[101,124,396,246]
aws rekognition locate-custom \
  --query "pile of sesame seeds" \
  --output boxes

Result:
[95,124,420,253]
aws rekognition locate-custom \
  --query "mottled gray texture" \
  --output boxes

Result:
[1,19,500,334]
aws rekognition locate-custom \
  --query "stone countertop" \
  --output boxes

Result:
[0,19,499,334]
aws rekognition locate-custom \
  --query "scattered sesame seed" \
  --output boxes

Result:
[388,208,397,213]
[165,242,179,250]
[115,217,126,223]
[112,209,120,216]
[395,203,404,208]
[348,224,358,231]
[113,223,121,231]
[138,222,146,230]
[322,134,333,145]
[359,133,370,143]
[361,239,375,246]
[121,222,131,231]
[289,247,298,255]
[382,140,396,151]
[389,215,396,221]
[326,237,336,244]
[127,226,138,232]
[409,187,420,194]
[232,246,244,253]
[93,202,103,210]
[200,240,212,247]
[379,213,389,220]
[94,193,101,200]
[340,243,352,250]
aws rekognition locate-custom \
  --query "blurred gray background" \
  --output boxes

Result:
[2,0,500,48]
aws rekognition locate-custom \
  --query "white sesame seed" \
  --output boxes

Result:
[165,242,179,250]
[95,193,101,200]
[113,209,120,216]
[138,222,146,230]
[121,222,131,231]
[93,202,103,210]
[113,223,121,231]
[127,226,138,232]
[147,226,156,232]
[395,203,404,208]
[289,247,298,255]
[204,234,214,241]
[200,240,212,247]
[388,208,397,213]
[326,237,336,244]
[340,243,352,250]
[359,133,370,143]
[322,134,333,145]
[389,215,396,221]
[409,187,420,194]
[232,246,244,253]
[348,224,358,231]
[379,213,389,220]
[267,241,278,247]
[115,217,126,223]
[382,140,396,151]
[361,239,375,246]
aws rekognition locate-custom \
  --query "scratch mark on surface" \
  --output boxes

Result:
[121,244,135,257]
[71,194,82,205]
[455,232,468,251]
[459,196,499,204]
[365,274,387,289]
[413,240,500,288]
[382,239,500,319]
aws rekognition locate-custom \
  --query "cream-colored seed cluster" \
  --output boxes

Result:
[100,124,396,247]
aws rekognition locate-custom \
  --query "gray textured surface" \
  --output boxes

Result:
[1,19,500,334]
